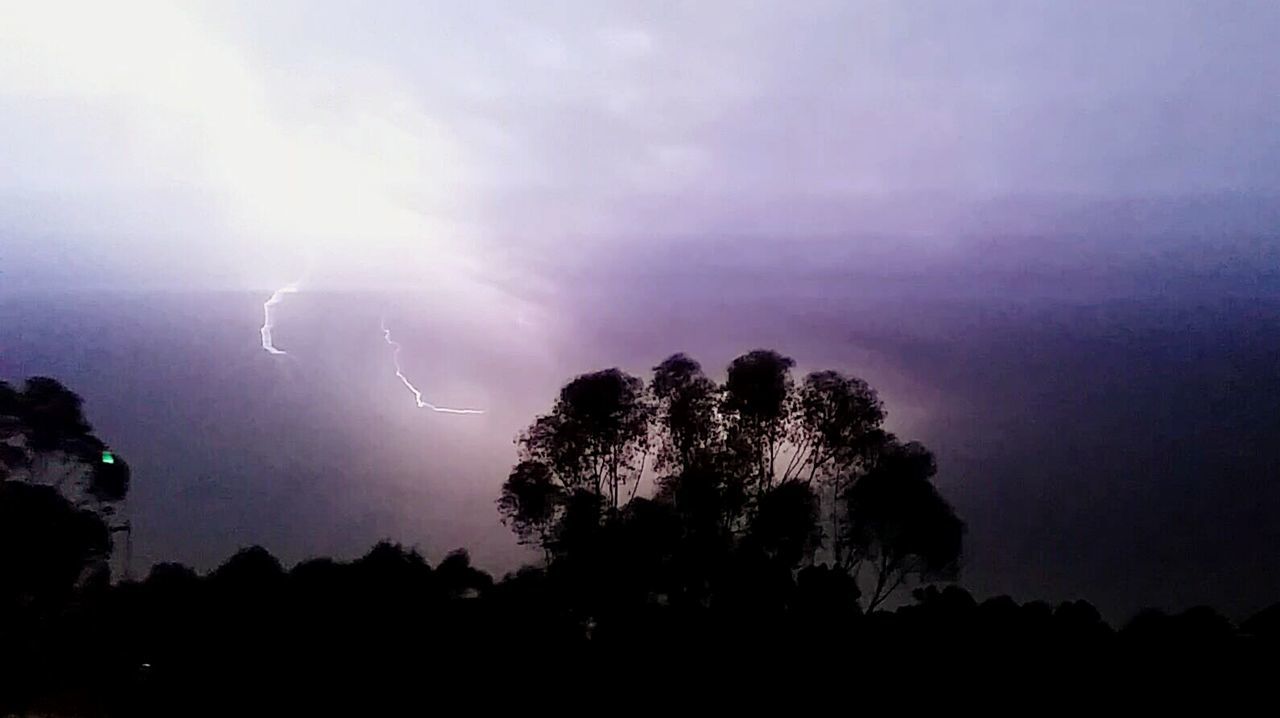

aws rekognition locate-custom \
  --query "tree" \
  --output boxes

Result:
[1242,602,1280,641]
[841,440,964,610]
[722,350,795,491]
[743,480,822,568]
[497,460,562,553]
[499,369,652,558]
[210,545,285,591]
[434,548,494,598]
[0,377,130,506]
[498,350,963,614]
[789,370,887,566]
[652,462,740,607]
[650,354,720,474]
[0,378,130,602]
[0,481,110,610]
[517,368,651,510]
[789,370,885,481]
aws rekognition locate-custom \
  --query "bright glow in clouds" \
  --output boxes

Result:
[0,0,544,406]
[260,284,299,355]
[0,0,483,288]
[380,319,485,415]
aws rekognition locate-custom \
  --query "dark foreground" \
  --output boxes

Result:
[4,542,1279,715]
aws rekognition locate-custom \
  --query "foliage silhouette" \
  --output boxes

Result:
[0,530,1276,714]
[0,481,109,611]
[499,368,653,556]
[500,349,962,615]
[651,353,720,474]
[842,439,964,609]
[1,377,131,503]
[2,370,1278,713]
[0,377,130,613]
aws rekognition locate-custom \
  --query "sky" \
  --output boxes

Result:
[2,1,1279,619]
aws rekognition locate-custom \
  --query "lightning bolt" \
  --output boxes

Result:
[380,318,484,414]
[260,283,299,355]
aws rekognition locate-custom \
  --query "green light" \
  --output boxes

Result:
[101,451,115,465]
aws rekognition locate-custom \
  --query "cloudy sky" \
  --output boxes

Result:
[2,1,1279,619]
[5,0,1280,291]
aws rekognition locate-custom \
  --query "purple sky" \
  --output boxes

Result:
[2,1,1280,619]
[4,1,1280,292]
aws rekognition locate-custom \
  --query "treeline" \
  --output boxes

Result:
[4,541,1280,714]
[4,360,1280,712]
[498,350,963,614]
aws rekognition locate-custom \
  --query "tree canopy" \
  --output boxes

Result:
[2,372,1278,713]
[0,377,130,607]
[498,349,964,615]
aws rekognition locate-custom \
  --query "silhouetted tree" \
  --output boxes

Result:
[1053,599,1112,642]
[650,354,720,474]
[146,561,200,587]
[0,377,130,505]
[789,369,886,566]
[743,480,822,568]
[210,546,285,593]
[0,378,129,602]
[793,563,861,625]
[0,481,109,611]
[499,369,652,558]
[435,548,493,598]
[1171,606,1236,642]
[498,350,962,614]
[841,440,964,609]
[497,460,561,553]
[1122,608,1174,644]
[652,464,738,607]
[1242,602,1280,641]
[722,350,795,491]
[790,370,885,482]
